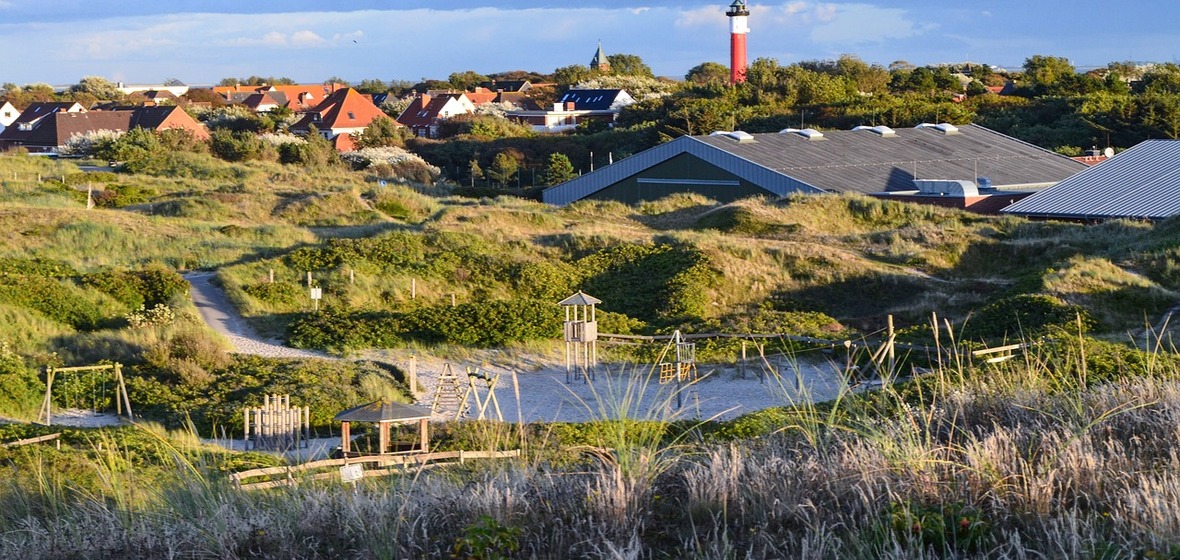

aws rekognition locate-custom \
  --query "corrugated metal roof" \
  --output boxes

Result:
[542,124,1085,205]
[1002,140,1180,220]
[334,400,431,423]
[542,135,825,205]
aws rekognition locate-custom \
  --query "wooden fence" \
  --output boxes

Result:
[2,433,61,449]
[230,449,521,491]
[244,394,310,451]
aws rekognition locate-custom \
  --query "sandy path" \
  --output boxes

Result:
[184,272,860,424]
[185,271,330,359]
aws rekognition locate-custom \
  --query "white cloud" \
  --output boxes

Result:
[674,6,724,28]
[805,4,924,44]
[261,31,286,46]
[290,30,325,46]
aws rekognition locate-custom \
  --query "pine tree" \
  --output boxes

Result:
[544,153,575,186]
[486,152,519,186]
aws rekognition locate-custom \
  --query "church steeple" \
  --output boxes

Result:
[590,41,611,73]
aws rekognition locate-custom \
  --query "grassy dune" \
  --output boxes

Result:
[3,151,1180,557]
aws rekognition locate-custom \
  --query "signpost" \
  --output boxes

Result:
[340,463,363,485]
[310,287,323,311]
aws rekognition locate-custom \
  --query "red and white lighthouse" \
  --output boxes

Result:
[726,0,750,84]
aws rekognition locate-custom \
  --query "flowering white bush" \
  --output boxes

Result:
[59,129,124,157]
[198,105,258,127]
[474,101,521,119]
[125,303,176,329]
[342,147,437,171]
[575,75,677,101]
[259,133,306,147]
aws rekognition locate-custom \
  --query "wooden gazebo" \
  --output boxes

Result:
[334,400,431,456]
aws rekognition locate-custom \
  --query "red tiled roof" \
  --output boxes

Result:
[0,105,208,149]
[290,88,392,136]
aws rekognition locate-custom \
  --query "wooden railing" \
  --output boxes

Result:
[2,433,61,448]
[230,449,521,491]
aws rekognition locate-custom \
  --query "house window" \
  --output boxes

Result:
[347,111,355,119]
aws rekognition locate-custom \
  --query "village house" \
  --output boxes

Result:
[288,87,393,151]
[214,83,348,112]
[505,88,634,133]
[0,101,19,134]
[0,104,208,153]
[395,93,475,138]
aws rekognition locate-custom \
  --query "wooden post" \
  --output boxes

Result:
[931,311,942,370]
[740,340,747,379]
[269,269,274,283]
[41,367,55,425]
[341,421,351,453]
[411,278,416,299]
[886,314,896,375]
[307,271,312,289]
[450,293,456,307]
[244,408,250,448]
[379,422,390,455]
[115,363,133,421]
[409,356,418,396]
[419,418,429,452]
[349,268,355,285]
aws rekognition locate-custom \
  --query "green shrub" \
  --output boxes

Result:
[961,293,1091,342]
[90,184,157,208]
[0,342,42,417]
[82,265,187,309]
[404,299,561,347]
[0,257,77,278]
[578,243,718,324]
[0,274,108,330]
[243,281,304,307]
[288,299,562,351]
[287,308,405,352]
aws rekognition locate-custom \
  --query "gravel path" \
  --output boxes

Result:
[185,271,331,359]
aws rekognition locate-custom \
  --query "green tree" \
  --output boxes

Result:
[70,76,125,100]
[553,64,592,86]
[544,153,575,186]
[449,70,489,91]
[486,151,520,186]
[1022,55,1076,95]
[355,116,405,148]
[685,62,730,85]
[355,78,390,94]
[469,159,484,187]
[606,54,654,77]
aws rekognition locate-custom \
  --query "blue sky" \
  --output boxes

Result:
[1,1,1177,86]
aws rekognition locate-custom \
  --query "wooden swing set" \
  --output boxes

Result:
[37,363,134,426]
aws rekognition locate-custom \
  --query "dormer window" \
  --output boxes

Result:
[347,111,355,119]
[18,123,32,131]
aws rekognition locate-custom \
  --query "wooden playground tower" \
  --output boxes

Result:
[38,363,134,426]
[560,291,600,383]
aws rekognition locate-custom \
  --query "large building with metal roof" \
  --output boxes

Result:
[1002,140,1180,221]
[541,123,1086,206]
